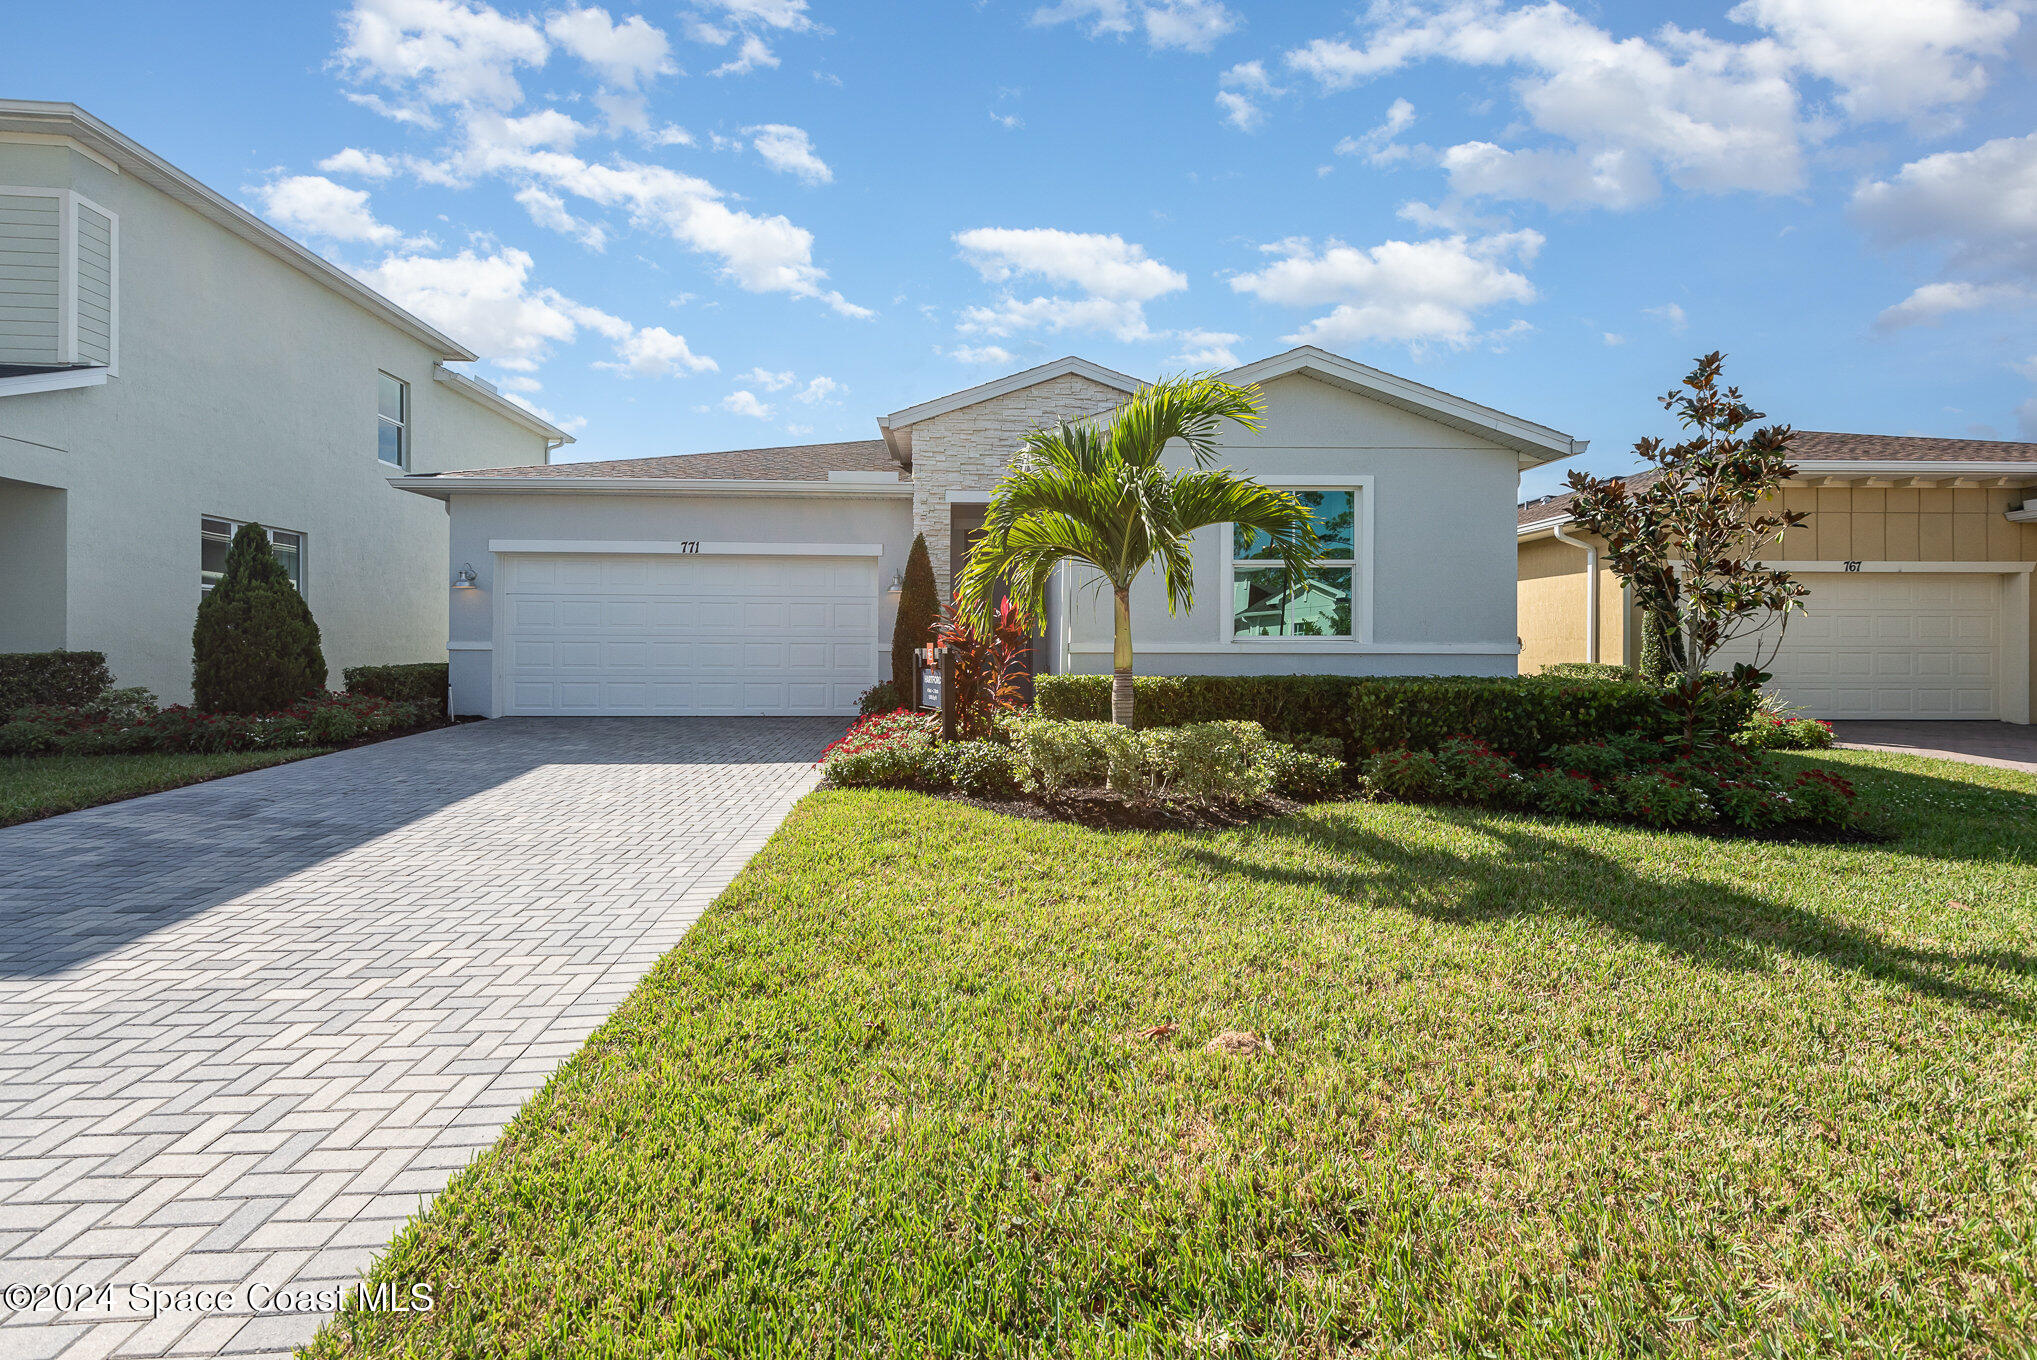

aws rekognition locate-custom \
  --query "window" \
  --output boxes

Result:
[1230,488,1359,639]
[202,517,304,593]
[377,372,409,468]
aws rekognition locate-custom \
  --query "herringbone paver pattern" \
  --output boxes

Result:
[0,718,835,1359]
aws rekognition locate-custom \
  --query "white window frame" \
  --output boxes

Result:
[202,517,307,595]
[1220,477,1375,645]
[0,184,119,388]
[377,371,409,470]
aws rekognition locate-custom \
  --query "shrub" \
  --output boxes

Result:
[1542,740,1636,780]
[344,663,449,713]
[0,650,113,713]
[1742,715,1835,750]
[0,691,435,757]
[1612,772,1712,828]
[1715,778,1793,830]
[891,534,939,703]
[934,596,1031,740]
[1530,769,1607,819]
[857,681,904,716]
[193,523,327,713]
[1034,672,1680,760]
[819,710,938,789]
[1148,721,1272,803]
[1007,718,1113,795]
[1266,743,1345,801]
[1363,748,1448,802]
[1789,768,1856,828]
[1542,662,1634,682]
[930,741,1023,799]
[1435,737,1522,804]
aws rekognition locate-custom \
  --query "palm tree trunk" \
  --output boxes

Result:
[1110,585,1134,726]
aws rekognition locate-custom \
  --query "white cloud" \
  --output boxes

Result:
[1285,1,1805,208]
[514,185,609,249]
[954,228,1186,343]
[722,389,774,418]
[1229,230,1541,347]
[357,246,631,370]
[337,0,550,115]
[500,374,543,392]
[1875,281,2033,329]
[1852,133,2037,280]
[684,0,814,76]
[1726,0,2020,123]
[1333,97,1415,164]
[740,366,796,390]
[1032,0,1239,52]
[795,375,843,404]
[1602,332,1626,346]
[1216,59,1282,132]
[746,124,832,184]
[543,7,675,88]
[597,324,718,376]
[783,422,814,436]
[1168,328,1241,367]
[253,175,429,249]
[1645,301,1688,331]
[317,147,397,179]
[951,344,1016,365]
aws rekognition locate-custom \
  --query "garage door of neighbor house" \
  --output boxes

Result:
[497,551,877,716]
[1715,571,2000,720]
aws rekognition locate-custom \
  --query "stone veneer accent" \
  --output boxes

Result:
[904,373,1131,594]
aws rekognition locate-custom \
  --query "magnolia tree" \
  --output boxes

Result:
[1563,352,1808,747]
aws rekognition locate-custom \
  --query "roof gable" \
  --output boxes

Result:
[1222,346,1586,468]
[876,356,1141,462]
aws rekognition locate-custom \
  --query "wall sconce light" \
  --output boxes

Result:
[452,563,479,589]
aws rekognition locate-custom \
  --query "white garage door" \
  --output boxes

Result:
[1717,571,2000,720]
[497,552,876,716]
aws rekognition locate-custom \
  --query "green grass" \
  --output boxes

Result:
[309,750,2037,1358]
[0,748,333,827]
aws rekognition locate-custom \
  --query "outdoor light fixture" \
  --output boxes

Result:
[452,563,478,589]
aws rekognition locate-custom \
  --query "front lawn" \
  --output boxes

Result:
[311,750,2037,1357]
[0,748,332,827]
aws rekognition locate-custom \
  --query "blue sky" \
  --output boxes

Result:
[7,1,2035,496]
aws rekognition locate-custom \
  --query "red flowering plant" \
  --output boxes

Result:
[817,709,938,788]
[932,595,1032,740]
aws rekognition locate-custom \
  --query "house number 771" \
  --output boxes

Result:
[677,541,700,554]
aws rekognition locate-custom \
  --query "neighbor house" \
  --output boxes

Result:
[1518,433,2037,723]
[0,100,570,703]
[394,347,1588,718]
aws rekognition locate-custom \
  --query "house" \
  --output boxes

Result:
[0,101,570,703]
[1518,433,2037,723]
[393,347,1588,718]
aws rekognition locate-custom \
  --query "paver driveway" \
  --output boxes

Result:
[0,717,839,1359]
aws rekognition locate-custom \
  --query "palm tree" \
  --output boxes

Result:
[957,374,1321,726]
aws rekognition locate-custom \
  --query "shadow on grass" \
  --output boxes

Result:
[1180,808,2037,1021]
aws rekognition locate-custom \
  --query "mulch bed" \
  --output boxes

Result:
[937,787,1307,832]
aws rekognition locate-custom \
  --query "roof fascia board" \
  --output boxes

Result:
[1222,345,1586,466]
[0,101,479,362]
[390,475,914,501]
[432,365,573,445]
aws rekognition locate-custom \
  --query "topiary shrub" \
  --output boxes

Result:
[193,523,327,713]
[0,650,113,714]
[343,662,449,713]
[891,534,939,701]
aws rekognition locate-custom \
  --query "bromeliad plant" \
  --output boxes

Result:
[957,374,1320,726]
[1564,352,1808,750]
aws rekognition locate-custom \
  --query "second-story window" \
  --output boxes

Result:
[378,372,409,469]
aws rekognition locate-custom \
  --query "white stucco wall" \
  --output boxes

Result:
[0,140,553,702]
[438,489,913,716]
[1053,373,1523,678]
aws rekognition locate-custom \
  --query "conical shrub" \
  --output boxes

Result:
[891,533,939,699]
[193,522,327,713]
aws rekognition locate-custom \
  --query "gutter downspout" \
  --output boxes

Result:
[1551,523,1599,663]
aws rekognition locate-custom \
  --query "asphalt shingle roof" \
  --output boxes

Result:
[1518,430,2037,528]
[419,439,903,482]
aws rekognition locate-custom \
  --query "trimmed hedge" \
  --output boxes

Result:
[1033,673,1749,760]
[344,663,450,714]
[1541,661,1634,682]
[0,650,113,714]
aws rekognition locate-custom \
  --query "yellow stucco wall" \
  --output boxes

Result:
[1517,533,1627,673]
[1518,483,2037,708]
